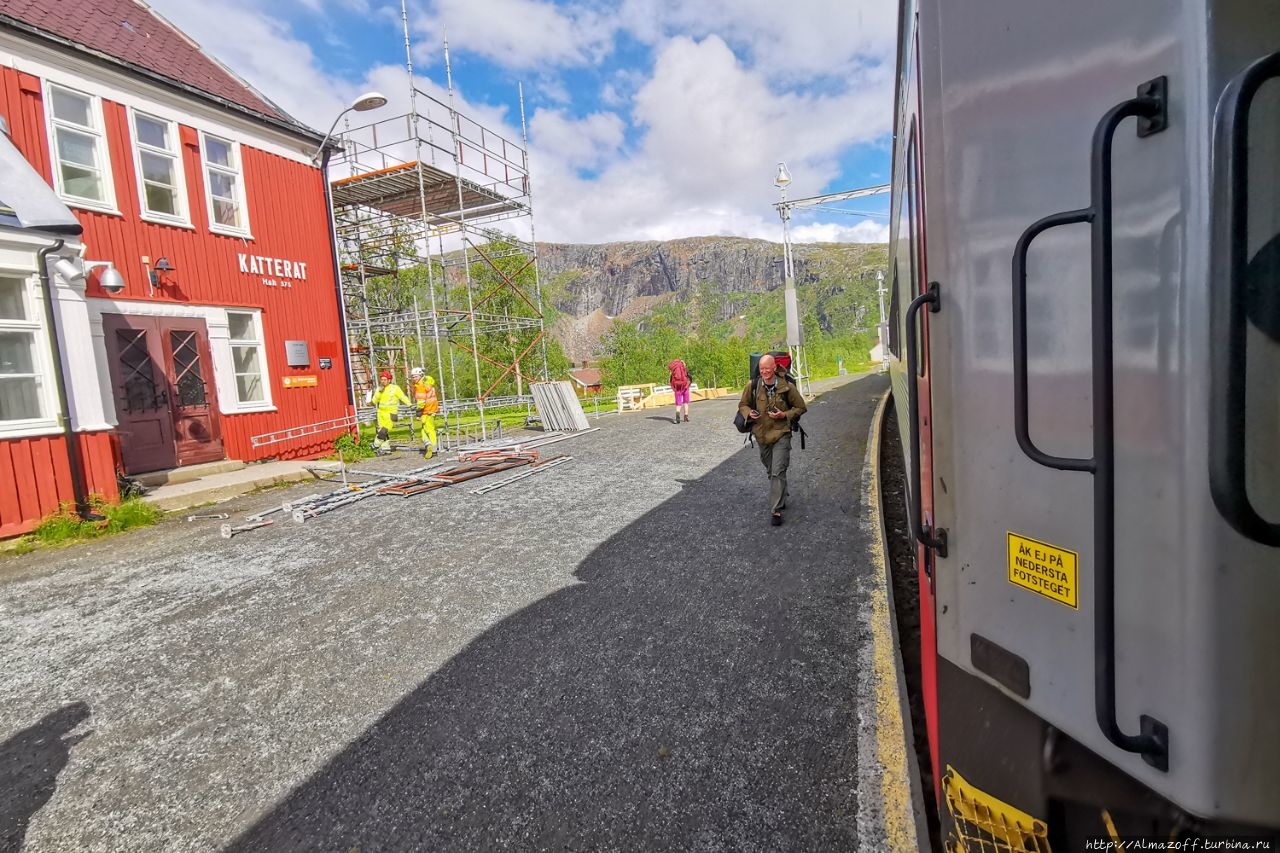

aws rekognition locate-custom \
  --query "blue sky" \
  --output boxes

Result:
[148,0,895,244]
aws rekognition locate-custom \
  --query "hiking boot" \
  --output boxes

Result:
[674,414,681,424]
[771,512,783,526]
[684,413,690,422]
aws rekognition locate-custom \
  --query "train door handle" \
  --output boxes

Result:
[1013,208,1094,472]
[1010,77,1170,771]
[1209,50,1280,547]
[905,281,948,559]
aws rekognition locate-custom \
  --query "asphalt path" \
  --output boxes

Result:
[0,372,891,852]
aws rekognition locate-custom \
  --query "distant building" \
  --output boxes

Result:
[568,367,603,396]
[0,0,348,537]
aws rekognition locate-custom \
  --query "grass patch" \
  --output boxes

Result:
[333,431,377,463]
[20,496,162,550]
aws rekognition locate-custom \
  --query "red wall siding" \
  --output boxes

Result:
[2,68,352,465]
[0,431,119,538]
[79,431,120,500]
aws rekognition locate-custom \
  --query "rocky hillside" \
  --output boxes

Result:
[536,237,887,361]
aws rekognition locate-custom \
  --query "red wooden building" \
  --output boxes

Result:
[0,1,352,537]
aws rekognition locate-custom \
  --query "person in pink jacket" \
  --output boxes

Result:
[668,358,691,424]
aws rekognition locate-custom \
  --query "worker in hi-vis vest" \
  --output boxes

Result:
[409,367,440,458]
[370,370,410,451]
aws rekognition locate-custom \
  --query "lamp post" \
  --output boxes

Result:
[311,91,388,166]
[314,92,388,430]
[774,162,809,395]
[771,179,891,388]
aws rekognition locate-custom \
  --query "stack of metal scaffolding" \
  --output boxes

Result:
[530,381,591,432]
[218,428,596,537]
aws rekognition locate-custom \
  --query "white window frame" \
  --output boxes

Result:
[128,107,192,228]
[43,82,119,214]
[198,130,251,237]
[0,270,60,437]
[225,309,272,411]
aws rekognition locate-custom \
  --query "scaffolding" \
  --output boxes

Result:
[328,2,549,442]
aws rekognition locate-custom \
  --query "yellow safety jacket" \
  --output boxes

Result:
[372,383,410,411]
[412,380,439,415]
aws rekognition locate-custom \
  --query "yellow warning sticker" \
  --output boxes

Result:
[1007,532,1078,609]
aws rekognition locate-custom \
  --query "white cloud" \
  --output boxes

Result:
[527,34,891,243]
[615,0,897,80]
[529,110,625,172]
[413,0,614,69]
[791,219,889,244]
[599,67,648,109]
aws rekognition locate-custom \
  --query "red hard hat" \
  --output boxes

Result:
[379,371,392,381]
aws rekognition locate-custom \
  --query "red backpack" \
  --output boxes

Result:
[668,359,690,390]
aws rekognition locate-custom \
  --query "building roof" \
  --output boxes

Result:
[0,0,318,140]
[569,368,603,387]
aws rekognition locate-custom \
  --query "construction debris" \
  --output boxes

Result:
[186,513,230,522]
[379,452,539,496]
[219,427,597,537]
[221,519,274,539]
[472,455,572,495]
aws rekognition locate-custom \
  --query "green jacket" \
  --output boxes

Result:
[738,376,806,446]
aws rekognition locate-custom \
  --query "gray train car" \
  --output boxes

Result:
[887,0,1280,846]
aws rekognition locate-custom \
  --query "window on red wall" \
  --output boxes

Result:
[227,310,269,405]
[199,132,250,236]
[131,110,191,226]
[45,83,117,212]
[0,273,58,434]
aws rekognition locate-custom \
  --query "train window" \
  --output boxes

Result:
[888,261,901,357]
[890,120,923,368]
[906,124,925,376]
[1244,79,1280,520]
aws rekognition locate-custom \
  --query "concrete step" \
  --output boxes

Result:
[134,459,247,488]
[140,460,319,513]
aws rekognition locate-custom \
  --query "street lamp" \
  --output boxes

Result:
[311,91,389,165]
[314,93,389,429]
[774,161,807,395]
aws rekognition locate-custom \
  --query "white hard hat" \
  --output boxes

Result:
[410,367,424,377]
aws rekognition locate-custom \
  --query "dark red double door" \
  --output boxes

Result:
[104,314,225,475]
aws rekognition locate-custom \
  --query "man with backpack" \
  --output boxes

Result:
[738,353,807,526]
[667,358,691,424]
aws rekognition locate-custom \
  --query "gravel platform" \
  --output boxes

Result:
[0,373,892,852]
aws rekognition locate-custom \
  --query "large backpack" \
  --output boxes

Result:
[733,352,808,449]
[668,359,690,390]
[748,350,792,382]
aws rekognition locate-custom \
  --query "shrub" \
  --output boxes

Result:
[334,431,376,463]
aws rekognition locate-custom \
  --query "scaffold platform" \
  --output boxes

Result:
[330,161,524,221]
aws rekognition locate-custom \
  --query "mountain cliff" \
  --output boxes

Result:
[536,237,888,361]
